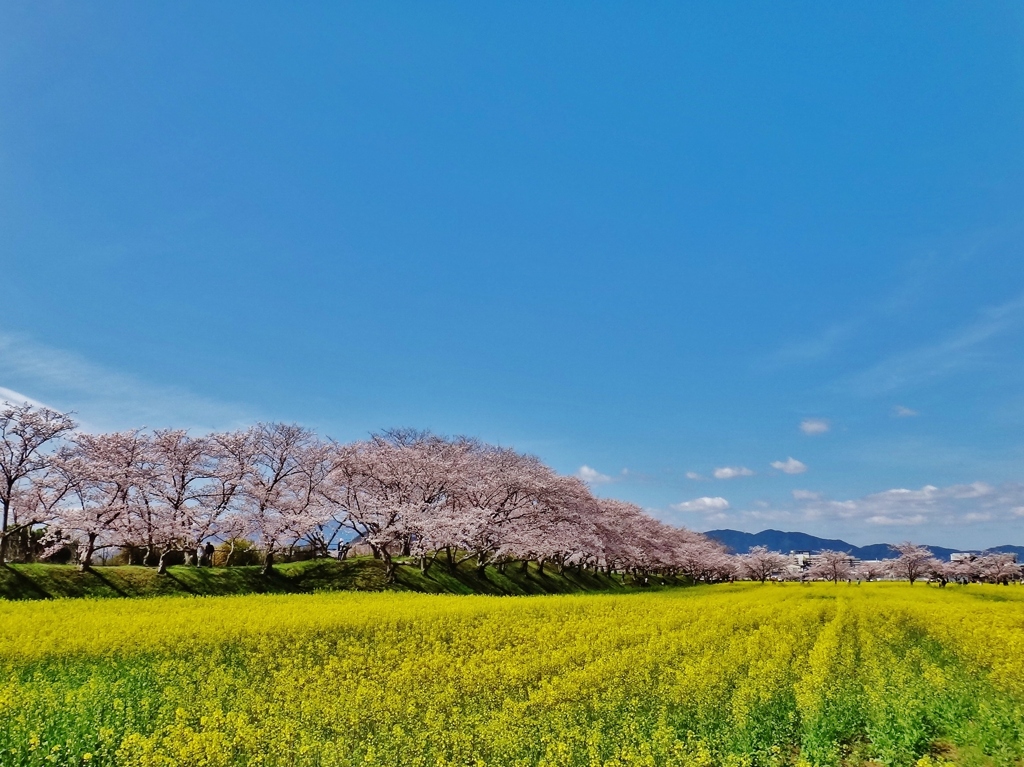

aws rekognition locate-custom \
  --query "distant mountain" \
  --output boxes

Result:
[989,544,1024,558]
[706,529,867,556]
[704,529,1024,561]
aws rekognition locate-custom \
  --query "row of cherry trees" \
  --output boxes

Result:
[0,403,735,579]
[2,402,1016,584]
[741,544,1021,585]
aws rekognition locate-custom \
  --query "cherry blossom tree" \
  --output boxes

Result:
[806,550,855,583]
[741,546,789,583]
[669,531,734,582]
[292,440,344,558]
[373,437,563,576]
[8,460,79,561]
[629,515,687,577]
[0,402,77,564]
[854,561,887,582]
[387,433,474,570]
[584,499,639,574]
[944,557,978,585]
[141,430,233,574]
[205,428,259,565]
[0,414,735,578]
[325,430,465,579]
[886,542,936,585]
[927,558,959,587]
[53,430,150,570]
[978,553,1020,585]
[501,475,595,575]
[701,546,739,582]
[237,423,325,574]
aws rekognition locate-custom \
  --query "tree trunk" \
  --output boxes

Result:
[78,533,97,572]
[224,540,236,568]
[0,498,10,566]
[261,549,275,575]
[157,550,170,575]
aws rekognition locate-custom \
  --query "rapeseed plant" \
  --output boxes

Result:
[0,584,1022,766]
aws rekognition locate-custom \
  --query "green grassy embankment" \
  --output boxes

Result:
[0,557,683,600]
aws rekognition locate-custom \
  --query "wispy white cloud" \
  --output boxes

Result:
[674,480,1024,540]
[800,418,830,435]
[781,480,1014,528]
[576,465,613,485]
[671,496,730,523]
[685,471,705,481]
[0,330,249,432]
[766,320,863,368]
[865,514,926,526]
[713,466,754,480]
[891,405,919,418]
[0,386,49,409]
[963,512,993,523]
[764,237,1012,373]
[770,457,807,475]
[845,292,1024,396]
[672,496,730,514]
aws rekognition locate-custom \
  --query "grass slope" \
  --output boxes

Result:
[0,557,683,600]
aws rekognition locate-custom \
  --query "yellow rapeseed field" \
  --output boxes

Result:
[1,583,1023,767]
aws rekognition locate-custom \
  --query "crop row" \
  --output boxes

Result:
[1,583,1023,766]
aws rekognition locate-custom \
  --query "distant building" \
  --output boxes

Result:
[788,550,859,569]
[951,552,976,563]
[790,551,812,569]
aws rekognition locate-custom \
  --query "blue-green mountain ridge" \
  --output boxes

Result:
[704,529,1024,560]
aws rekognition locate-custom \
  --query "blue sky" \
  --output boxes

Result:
[2,3,1024,549]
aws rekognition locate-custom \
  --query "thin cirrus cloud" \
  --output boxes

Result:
[799,418,830,435]
[843,292,1024,397]
[0,330,249,432]
[713,466,754,479]
[0,386,49,409]
[891,405,919,418]
[685,471,705,481]
[770,457,807,475]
